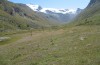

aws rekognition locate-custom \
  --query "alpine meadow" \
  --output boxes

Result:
[0,0,100,65]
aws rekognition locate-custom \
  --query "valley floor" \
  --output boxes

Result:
[0,26,100,65]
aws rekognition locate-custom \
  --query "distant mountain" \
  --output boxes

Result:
[26,4,82,22]
[76,8,82,14]
[26,4,76,14]
[25,4,42,11]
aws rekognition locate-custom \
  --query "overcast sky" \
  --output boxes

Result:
[9,0,90,9]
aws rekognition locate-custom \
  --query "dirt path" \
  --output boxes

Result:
[0,29,65,49]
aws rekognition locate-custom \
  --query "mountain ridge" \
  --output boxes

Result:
[26,4,82,23]
[26,4,77,14]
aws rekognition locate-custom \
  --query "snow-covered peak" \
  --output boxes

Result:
[26,4,42,11]
[40,8,76,14]
[26,4,76,14]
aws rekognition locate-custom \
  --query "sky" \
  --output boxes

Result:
[9,0,90,9]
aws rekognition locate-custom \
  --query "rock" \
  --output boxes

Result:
[80,37,85,41]
[0,37,11,42]
[86,44,92,47]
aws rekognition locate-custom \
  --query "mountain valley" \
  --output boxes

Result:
[26,4,82,22]
[0,0,100,65]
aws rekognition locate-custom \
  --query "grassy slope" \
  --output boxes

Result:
[0,26,100,65]
[0,0,59,31]
[69,0,100,26]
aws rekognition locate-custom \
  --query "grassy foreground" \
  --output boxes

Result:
[0,26,100,65]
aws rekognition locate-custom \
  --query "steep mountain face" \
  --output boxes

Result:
[87,0,100,7]
[27,4,82,22]
[0,0,60,31]
[73,0,100,25]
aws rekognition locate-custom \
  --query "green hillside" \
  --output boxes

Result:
[70,0,100,26]
[0,0,59,31]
